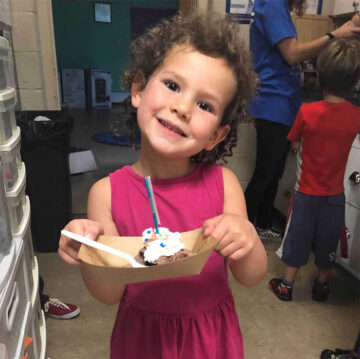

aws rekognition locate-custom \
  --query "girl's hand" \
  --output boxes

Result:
[203,214,258,262]
[58,219,104,266]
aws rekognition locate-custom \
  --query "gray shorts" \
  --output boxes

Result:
[276,191,345,268]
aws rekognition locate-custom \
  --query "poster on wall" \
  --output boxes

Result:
[226,0,253,23]
[228,0,254,14]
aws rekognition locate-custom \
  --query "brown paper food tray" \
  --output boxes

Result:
[78,228,217,285]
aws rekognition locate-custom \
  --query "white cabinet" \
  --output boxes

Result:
[337,137,360,279]
[344,136,360,208]
[225,123,256,191]
[274,152,297,217]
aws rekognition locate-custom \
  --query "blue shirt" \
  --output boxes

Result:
[250,0,301,126]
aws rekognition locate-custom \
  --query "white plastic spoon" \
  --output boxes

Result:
[61,229,147,268]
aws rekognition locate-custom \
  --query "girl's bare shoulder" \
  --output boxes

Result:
[221,166,240,187]
[88,176,111,201]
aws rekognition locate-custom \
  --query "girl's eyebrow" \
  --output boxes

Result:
[161,70,221,104]
[161,70,183,81]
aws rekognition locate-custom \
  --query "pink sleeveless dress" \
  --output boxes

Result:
[109,164,243,359]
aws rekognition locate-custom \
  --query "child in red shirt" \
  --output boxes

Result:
[269,38,360,302]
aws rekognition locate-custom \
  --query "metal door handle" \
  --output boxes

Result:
[349,171,360,184]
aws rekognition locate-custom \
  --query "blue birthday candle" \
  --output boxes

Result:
[144,176,161,234]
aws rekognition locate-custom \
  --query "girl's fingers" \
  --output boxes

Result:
[58,247,82,266]
[202,215,222,237]
[218,242,245,259]
[84,220,104,239]
[59,219,103,266]
[58,236,81,263]
[228,247,249,261]
[209,218,230,243]
[67,241,82,259]
[214,232,233,252]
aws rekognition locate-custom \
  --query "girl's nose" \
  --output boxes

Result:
[170,98,191,121]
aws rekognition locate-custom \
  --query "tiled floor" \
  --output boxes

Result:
[37,108,359,359]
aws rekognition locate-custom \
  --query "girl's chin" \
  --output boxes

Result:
[147,146,196,161]
[143,136,203,159]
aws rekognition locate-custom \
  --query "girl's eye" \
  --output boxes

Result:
[164,81,179,92]
[198,101,213,113]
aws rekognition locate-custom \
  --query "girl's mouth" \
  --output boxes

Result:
[158,119,186,137]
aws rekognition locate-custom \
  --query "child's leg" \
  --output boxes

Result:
[284,265,299,283]
[317,267,331,283]
[312,193,345,301]
[312,267,332,302]
[270,192,317,301]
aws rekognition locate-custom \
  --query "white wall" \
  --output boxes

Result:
[9,0,60,110]
[322,0,357,15]
[321,0,336,16]
[332,0,358,14]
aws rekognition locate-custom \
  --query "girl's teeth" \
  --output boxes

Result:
[160,120,184,136]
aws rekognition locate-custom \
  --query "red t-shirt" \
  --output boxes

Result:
[287,100,360,196]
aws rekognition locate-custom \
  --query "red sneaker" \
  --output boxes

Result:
[43,298,80,319]
[312,279,330,302]
[268,277,293,301]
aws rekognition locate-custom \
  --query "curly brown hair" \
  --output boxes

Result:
[317,38,360,97]
[122,12,257,164]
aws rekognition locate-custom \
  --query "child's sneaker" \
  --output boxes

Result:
[312,279,330,302]
[321,348,357,359]
[268,277,293,301]
[43,298,80,319]
[256,227,282,241]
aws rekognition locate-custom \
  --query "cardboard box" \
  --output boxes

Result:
[61,68,86,109]
[78,228,217,285]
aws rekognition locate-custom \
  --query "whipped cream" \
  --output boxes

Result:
[142,227,183,263]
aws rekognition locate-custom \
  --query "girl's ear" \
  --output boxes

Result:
[205,125,230,151]
[131,82,143,108]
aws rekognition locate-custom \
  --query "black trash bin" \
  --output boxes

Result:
[16,111,73,252]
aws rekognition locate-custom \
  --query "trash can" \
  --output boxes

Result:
[16,111,73,252]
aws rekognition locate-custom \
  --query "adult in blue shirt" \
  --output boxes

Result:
[245,0,360,240]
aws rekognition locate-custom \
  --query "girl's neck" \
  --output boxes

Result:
[132,150,197,180]
[323,91,345,103]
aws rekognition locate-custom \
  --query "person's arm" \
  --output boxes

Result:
[79,177,126,305]
[277,17,360,65]
[203,168,267,287]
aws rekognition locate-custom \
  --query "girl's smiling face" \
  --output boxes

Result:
[131,45,237,160]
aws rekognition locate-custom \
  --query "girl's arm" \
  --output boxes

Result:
[277,18,360,65]
[80,177,126,305]
[203,167,267,287]
[223,168,267,286]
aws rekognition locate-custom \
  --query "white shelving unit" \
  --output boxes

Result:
[0,34,46,359]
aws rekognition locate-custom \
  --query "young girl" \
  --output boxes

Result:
[59,12,267,359]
